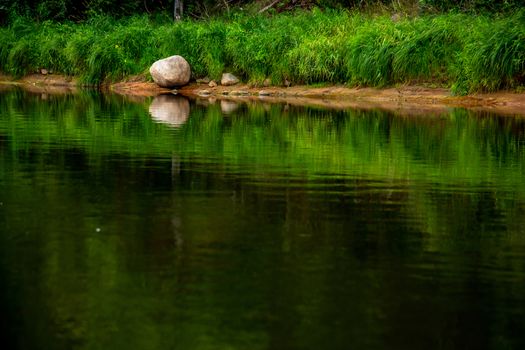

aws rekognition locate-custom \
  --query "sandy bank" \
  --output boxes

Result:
[174,83,525,116]
[2,73,525,116]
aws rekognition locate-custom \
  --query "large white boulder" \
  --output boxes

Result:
[150,55,191,88]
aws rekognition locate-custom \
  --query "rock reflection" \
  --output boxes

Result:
[220,100,239,114]
[149,94,190,127]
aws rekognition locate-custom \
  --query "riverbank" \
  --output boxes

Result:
[3,73,525,116]
[175,82,525,116]
[1,10,524,94]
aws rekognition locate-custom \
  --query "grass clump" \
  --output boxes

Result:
[454,11,525,93]
[0,9,524,93]
[391,15,463,83]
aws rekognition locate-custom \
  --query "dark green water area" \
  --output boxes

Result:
[1,89,525,350]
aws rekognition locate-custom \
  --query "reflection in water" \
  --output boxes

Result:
[1,90,525,350]
[149,94,190,127]
[220,100,239,114]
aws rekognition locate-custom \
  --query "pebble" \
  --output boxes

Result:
[229,90,249,96]
[196,76,210,84]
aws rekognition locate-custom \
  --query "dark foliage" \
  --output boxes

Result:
[2,0,524,24]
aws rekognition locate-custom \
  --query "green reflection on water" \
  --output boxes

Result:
[1,90,524,185]
[0,89,525,350]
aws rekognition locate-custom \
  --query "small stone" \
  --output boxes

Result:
[208,80,217,88]
[229,90,249,96]
[263,78,271,87]
[221,73,239,86]
[198,89,211,96]
[258,90,272,96]
[40,69,48,75]
[284,79,291,87]
[196,76,210,84]
[221,91,230,95]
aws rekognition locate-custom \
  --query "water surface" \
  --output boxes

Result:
[1,89,525,349]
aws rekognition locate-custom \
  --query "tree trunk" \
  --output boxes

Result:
[174,0,183,21]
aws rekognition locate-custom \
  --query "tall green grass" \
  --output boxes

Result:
[0,9,524,92]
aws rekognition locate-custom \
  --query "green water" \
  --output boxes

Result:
[1,89,525,349]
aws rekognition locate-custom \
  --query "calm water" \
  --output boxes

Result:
[1,89,525,349]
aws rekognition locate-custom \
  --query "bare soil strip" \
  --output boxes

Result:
[2,74,525,116]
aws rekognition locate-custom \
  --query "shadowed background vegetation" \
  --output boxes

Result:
[2,0,524,23]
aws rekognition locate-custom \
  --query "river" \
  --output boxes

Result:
[1,88,524,349]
